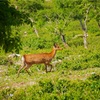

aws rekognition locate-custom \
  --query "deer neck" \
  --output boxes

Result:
[49,47,56,58]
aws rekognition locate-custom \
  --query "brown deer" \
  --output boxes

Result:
[17,44,62,77]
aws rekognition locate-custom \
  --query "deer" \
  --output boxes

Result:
[17,44,62,77]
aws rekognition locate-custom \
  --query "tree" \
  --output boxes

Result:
[54,0,100,48]
[72,0,100,48]
[0,0,30,52]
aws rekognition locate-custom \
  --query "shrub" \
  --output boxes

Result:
[39,80,54,93]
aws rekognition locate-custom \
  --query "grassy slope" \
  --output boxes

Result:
[0,66,100,89]
[0,65,100,99]
[0,20,100,99]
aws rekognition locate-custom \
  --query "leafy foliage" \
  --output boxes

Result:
[0,0,100,100]
[0,0,30,52]
[0,0,100,52]
[0,77,100,100]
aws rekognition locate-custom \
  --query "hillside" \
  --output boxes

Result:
[0,0,100,100]
[0,35,100,99]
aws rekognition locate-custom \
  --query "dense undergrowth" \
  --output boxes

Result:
[0,33,100,100]
[0,67,100,100]
[0,22,100,99]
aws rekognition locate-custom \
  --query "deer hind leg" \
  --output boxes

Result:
[17,63,25,77]
[44,64,48,73]
[17,56,25,77]
[23,64,32,76]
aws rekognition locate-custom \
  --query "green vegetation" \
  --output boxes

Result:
[0,0,100,100]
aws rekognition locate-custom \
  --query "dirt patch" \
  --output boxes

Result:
[68,73,90,80]
[0,81,36,90]
[12,81,36,88]
[67,67,100,80]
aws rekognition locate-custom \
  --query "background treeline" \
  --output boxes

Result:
[0,0,100,53]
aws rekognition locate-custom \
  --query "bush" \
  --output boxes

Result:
[0,77,100,100]
[39,80,54,93]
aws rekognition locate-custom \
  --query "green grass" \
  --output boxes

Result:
[0,66,100,100]
[0,66,100,88]
[0,0,100,99]
[0,27,100,100]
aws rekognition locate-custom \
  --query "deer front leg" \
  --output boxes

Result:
[48,63,53,72]
[44,64,48,73]
[45,62,53,72]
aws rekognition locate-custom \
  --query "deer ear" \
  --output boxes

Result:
[53,43,57,47]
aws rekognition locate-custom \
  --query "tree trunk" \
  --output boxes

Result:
[79,19,88,49]
[83,31,88,49]
[79,6,91,49]
[33,27,39,37]
[58,28,69,48]
[60,33,69,48]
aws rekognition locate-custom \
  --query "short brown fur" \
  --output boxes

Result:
[17,44,62,77]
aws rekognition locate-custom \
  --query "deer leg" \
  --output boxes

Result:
[48,63,53,72]
[23,64,31,76]
[45,63,53,72]
[25,69,31,76]
[17,64,25,78]
[17,56,26,77]
[45,64,48,73]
